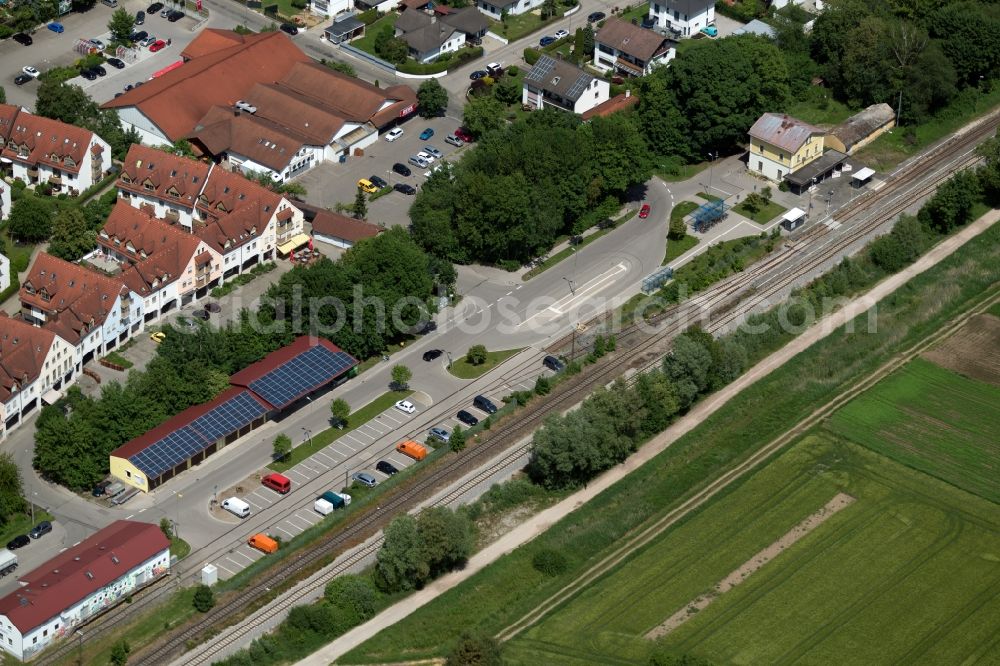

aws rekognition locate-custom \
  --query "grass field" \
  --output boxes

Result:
[733,199,786,224]
[507,434,1000,665]
[448,348,521,379]
[664,234,698,265]
[826,357,1000,503]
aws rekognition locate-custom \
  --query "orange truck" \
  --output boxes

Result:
[247,533,279,554]
[396,440,428,461]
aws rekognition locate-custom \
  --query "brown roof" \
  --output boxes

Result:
[0,103,20,142]
[118,144,210,209]
[20,253,129,345]
[1,108,96,176]
[0,313,56,402]
[195,167,283,254]
[98,201,205,296]
[310,209,381,243]
[395,7,433,33]
[399,0,430,8]
[179,28,246,60]
[830,103,895,150]
[596,17,675,63]
[440,6,490,34]
[188,106,309,173]
[749,113,824,153]
[0,521,169,634]
[581,91,640,120]
[103,31,311,142]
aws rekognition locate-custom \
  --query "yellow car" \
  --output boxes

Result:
[357,178,378,194]
[150,331,166,344]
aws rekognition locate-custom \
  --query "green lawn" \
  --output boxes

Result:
[657,160,711,183]
[170,537,191,560]
[268,390,412,472]
[509,434,1000,665]
[102,351,135,369]
[449,348,521,379]
[0,510,54,547]
[826,357,1000,503]
[343,213,1000,665]
[523,211,636,280]
[733,200,787,224]
[351,14,398,56]
[988,301,1000,318]
[619,3,648,24]
[495,8,567,41]
[785,96,856,126]
[664,234,699,265]
[696,191,722,202]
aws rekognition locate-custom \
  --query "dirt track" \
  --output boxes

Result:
[298,210,999,666]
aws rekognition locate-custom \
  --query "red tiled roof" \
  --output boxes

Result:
[0,313,56,402]
[596,17,675,63]
[0,104,19,141]
[118,144,210,209]
[229,336,349,388]
[194,167,284,254]
[179,28,247,60]
[1,106,96,176]
[0,521,169,634]
[581,92,640,120]
[187,105,308,173]
[310,210,381,244]
[98,201,207,296]
[20,254,129,345]
[109,386,268,460]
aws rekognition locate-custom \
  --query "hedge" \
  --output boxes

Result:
[524,47,541,65]
[357,8,382,24]
[397,46,483,75]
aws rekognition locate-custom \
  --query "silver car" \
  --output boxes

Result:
[445,135,464,147]
[408,155,429,169]
[424,145,443,159]
[352,472,378,488]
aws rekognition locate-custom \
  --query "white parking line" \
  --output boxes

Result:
[287,468,311,481]
[317,450,342,465]
[297,510,321,524]
[244,497,264,510]
[276,525,296,538]
[233,550,255,563]
[344,433,367,446]
[287,515,312,530]
[215,561,236,576]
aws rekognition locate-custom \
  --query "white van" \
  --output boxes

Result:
[222,497,251,519]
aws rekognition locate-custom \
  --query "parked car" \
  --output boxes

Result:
[422,349,443,362]
[81,68,98,80]
[486,62,503,75]
[89,38,105,49]
[376,460,399,476]
[417,150,435,164]
[587,11,606,22]
[473,394,498,414]
[357,178,378,194]
[701,25,718,37]
[394,183,416,195]
[22,66,39,78]
[419,127,434,140]
[639,203,651,219]
[280,22,298,35]
[384,127,404,142]
[543,355,565,372]
[428,427,450,442]
[408,155,429,169]
[13,33,33,46]
[352,471,378,488]
[395,399,416,414]
[554,28,569,39]
[454,127,474,142]
[424,146,443,159]
[107,57,125,68]
[92,479,112,496]
[149,39,166,52]
[13,74,32,86]
[6,536,29,551]
[139,35,156,47]
[469,70,487,80]
[456,410,479,426]
[29,522,52,539]
[445,134,464,147]
[150,331,166,343]
[147,1,163,11]
[192,309,210,320]
[47,22,64,33]
[135,9,145,23]
[392,162,411,176]
[93,65,107,76]
[369,175,388,189]
[168,9,184,20]
[418,320,437,334]
[539,35,556,47]
[131,30,148,42]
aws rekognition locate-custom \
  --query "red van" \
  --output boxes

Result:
[261,473,291,494]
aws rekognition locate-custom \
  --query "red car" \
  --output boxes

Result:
[149,39,166,52]
[454,127,474,143]
[639,203,651,219]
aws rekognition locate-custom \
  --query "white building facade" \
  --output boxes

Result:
[649,0,715,36]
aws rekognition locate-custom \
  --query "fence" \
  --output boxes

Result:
[338,42,397,73]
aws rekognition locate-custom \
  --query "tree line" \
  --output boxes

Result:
[34,228,451,490]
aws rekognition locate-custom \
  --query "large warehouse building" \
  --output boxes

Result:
[0,521,169,660]
[110,336,357,492]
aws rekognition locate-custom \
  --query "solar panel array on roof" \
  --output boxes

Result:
[128,391,267,477]
[249,345,355,409]
[565,73,591,102]
[525,56,555,84]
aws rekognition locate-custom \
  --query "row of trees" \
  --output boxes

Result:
[374,506,475,592]
[411,109,650,266]
[0,454,27,529]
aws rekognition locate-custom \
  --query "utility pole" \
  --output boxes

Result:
[571,325,576,359]
[707,151,718,197]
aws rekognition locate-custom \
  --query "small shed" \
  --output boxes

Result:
[781,207,807,231]
[852,166,875,188]
[310,210,381,249]
[826,103,895,155]
[324,14,366,44]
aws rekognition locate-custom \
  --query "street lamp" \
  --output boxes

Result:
[445,350,453,368]
[706,151,718,197]
[302,427,313,446]
[563,276,576,295]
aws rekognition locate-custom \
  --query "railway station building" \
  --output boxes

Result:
[109,336,357,492]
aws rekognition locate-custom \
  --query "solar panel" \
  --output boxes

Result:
[129,426,206,477]
[249,346,356,409]
[565,73,591,101]
[525,56,555,83]
[190,391,266,442]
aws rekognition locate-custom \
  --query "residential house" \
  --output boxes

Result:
[732,18,776,38]
[437,6,489,42]
[522,55,610,115]
[747,113,825,182]
[95,201,224,321]
[310,209,381,249]
[0,313,77,440]
[648,0,715,37]
[309,0,350,18]
[20,253,144,369]
[0,103,112,194]
[825,103,895,155]
[581,90,640,120]
[116,146,210,229]
[394,9,466,63]
[476,0,544,20]
[0,252,9,294]
[323,13,366,44]
[0,181,10,221]
[103,31,417,182]
[594,17,676,77]
[0,521,169,660]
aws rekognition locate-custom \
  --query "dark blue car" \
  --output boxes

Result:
[539,35,556,47]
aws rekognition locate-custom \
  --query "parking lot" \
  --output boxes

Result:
[295,114,472,228]
[209,349,551,580]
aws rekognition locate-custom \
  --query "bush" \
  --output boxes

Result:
[524,47,541,65]
[193,585,215,612]
[397,47,483,74]
[446,631,503,666]
[357,8,381,24]
[532,548,569,576]
[324,575,381,620]
[465,344,488,365]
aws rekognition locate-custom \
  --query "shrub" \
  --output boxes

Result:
[524,47,541,65]
[193,585,215,612]
[324,575,381,620]
[532,548,568,576]
[465,344,488,365]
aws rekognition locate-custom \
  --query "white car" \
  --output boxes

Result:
[394,400,416,414]
[554,29,569,39]
[22,66,40,78]
[385,127,404,142]
[417,150,435,164]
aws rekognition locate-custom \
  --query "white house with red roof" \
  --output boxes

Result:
[0,103,111,194]
[0,314,77,440]
[0,180,10,222]
[0,520,169,660]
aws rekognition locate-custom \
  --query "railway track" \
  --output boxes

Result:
[38,111,999,666]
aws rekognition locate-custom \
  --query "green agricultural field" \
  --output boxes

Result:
[826,357,1000,503]
[506,434,1000,665]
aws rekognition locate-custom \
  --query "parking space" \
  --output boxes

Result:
[294,115,472,227]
